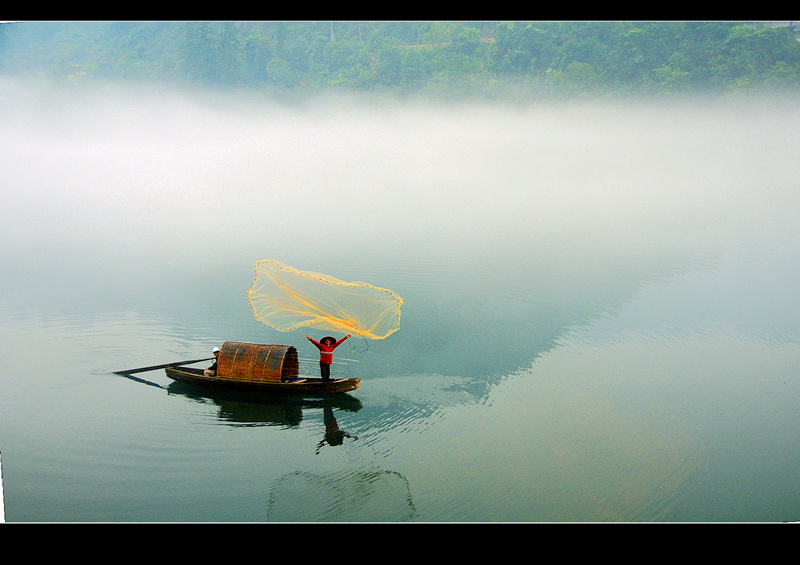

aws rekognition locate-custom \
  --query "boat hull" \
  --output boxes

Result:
[165,366,360,396]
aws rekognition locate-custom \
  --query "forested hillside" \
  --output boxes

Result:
[2,21,800,99]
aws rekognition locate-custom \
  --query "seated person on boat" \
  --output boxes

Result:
[204,347,220,377]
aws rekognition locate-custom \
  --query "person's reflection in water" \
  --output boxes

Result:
[316,405,358,454]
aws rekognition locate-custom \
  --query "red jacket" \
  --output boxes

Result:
[308,336,348,364]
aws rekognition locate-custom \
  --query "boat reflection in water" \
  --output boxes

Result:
[165,379,362,429]
[165,378,417,521]
[164,375,415,522]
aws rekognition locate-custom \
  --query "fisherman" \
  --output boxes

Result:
[307,335,350,381]
[204,347,220,377]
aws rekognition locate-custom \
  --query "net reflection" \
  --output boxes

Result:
[266,469,417,522]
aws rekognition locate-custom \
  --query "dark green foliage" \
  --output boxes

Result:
[2,21,799,98]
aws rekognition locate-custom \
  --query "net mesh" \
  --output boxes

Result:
[246,259,404,340]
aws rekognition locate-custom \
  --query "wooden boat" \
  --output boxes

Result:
[165,366,361,395]
[164,341,360,396]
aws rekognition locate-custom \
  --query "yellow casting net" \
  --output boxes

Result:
[247,259,404,340]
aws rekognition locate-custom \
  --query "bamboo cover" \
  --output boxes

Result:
[217,341,299,383]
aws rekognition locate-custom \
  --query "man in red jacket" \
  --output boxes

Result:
[307,335,350,381]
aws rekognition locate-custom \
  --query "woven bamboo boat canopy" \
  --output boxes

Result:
[217,341,299,382]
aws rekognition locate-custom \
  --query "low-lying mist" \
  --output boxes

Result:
[2,78,798,301]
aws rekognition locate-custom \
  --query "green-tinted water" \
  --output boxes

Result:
[2,82,799,521]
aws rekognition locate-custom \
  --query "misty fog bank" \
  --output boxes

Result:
[2,78,799,283]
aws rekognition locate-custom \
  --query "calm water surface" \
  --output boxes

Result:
[1,81,799,521]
